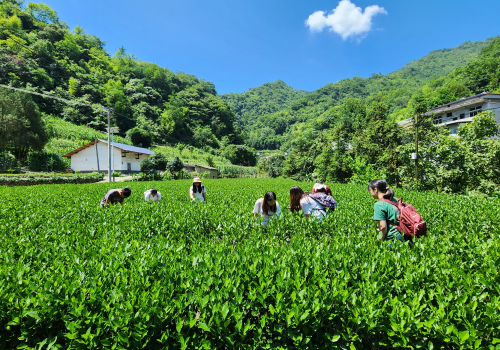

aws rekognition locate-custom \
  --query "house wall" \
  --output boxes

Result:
[70,143,149,173]
[486,100,500,126]
[194,166,218,179]
[433,99,500,135]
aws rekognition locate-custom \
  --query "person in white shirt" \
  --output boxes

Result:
[144,188,161,203]
[289,185,326,221]
[253,191,282,226]
[189,177,207,202]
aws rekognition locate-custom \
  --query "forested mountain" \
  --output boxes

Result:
[231,37,497,150]
[277,37,500,196]
[0,0,243,154]
[221,80,308,127]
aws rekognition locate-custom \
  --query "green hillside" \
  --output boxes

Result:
[279,37,500,196]
[0,1,243,154]
[233,37,497,150]
[221,80,308,127]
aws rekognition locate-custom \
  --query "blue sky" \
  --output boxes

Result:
[40,0,500,94]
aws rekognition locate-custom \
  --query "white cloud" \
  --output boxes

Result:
[305,0,387,40]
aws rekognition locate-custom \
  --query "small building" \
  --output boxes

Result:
[63,139,154,173]
[398,92,500,135]
[183,163,218,179]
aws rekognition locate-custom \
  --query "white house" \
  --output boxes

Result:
[63,139,154,173]
[398,92,500,135]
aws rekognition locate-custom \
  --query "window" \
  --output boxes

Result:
[121,150,126,157]
[450,129,457,135]
[447,112,452,118]
[459,113,465,119]
[136,153,140,159]
[469,105,482,117]
[434,115,442,124]
[452,117,457,121]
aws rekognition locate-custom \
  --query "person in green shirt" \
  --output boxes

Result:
[368,179,410,245]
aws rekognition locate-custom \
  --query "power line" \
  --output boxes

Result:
[0,83,107,110]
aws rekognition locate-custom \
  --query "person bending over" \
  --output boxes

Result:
[289,186,326,221]
[253,191,282,226]
[100,187,132,208]
[144,188,161,203]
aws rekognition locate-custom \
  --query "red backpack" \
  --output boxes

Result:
[379,198,427,238]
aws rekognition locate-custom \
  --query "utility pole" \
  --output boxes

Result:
[94,136,100,173]
[415,112,418,189]
[107,108,111,183]
[112,131,115,182]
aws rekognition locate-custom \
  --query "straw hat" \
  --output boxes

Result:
[193,177,202,183]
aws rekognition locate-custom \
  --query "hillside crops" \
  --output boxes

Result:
[0,179,499,349]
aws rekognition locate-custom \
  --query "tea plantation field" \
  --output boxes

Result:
[0,179,499,349]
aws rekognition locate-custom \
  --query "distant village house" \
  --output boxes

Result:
[398,92,500,135]
[63,139,153,173]
[183,163,218,179]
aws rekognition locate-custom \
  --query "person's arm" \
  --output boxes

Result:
[373,203,388,241]
[276,203,283,218]
[104,198,110,206]
[119,198,124,205]
[301,201,311,219]
[377,220,388,241]
[203,192,207,201]
[254,213,259,217]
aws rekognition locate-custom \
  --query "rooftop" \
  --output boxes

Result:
[428,92,500,112]
[63,139,154,158]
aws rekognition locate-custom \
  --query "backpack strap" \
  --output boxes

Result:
[377,198,402,232]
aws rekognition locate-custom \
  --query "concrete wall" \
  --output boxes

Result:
[486,101,500,126]
[70,143,149,173]
[194,166,218,179]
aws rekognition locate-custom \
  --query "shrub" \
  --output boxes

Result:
[27,150,69,172]
[127,127,152,147]
[221,144,257,166]
[0,151,20,173]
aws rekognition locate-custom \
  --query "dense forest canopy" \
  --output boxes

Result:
[0,0,243,152]
[223,38,498,150]
[277,38,500,196]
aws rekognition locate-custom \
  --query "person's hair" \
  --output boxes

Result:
[122,187,132,197]
[150,188,157,195]
[368,179,394,200]
[290,186,307,213]
[262,191,277,216]
[192,183,204,193]
[315,180,323,184]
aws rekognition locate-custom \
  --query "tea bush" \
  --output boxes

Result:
[0,179,499,349]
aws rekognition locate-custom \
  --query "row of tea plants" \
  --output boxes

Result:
[0,179,499,349]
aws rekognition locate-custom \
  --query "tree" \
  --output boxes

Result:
[457,111,500,141]
[25,3,60,23]
[140,152,167,173]
[221,144,257,166]
[166,156,183,173]
[127,127,151,147]
[0,90,48,159]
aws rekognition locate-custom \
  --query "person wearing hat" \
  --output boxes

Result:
[312,180,332,196]
[189,177,207,202]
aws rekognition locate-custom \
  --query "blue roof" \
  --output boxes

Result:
[98,139,154,155]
